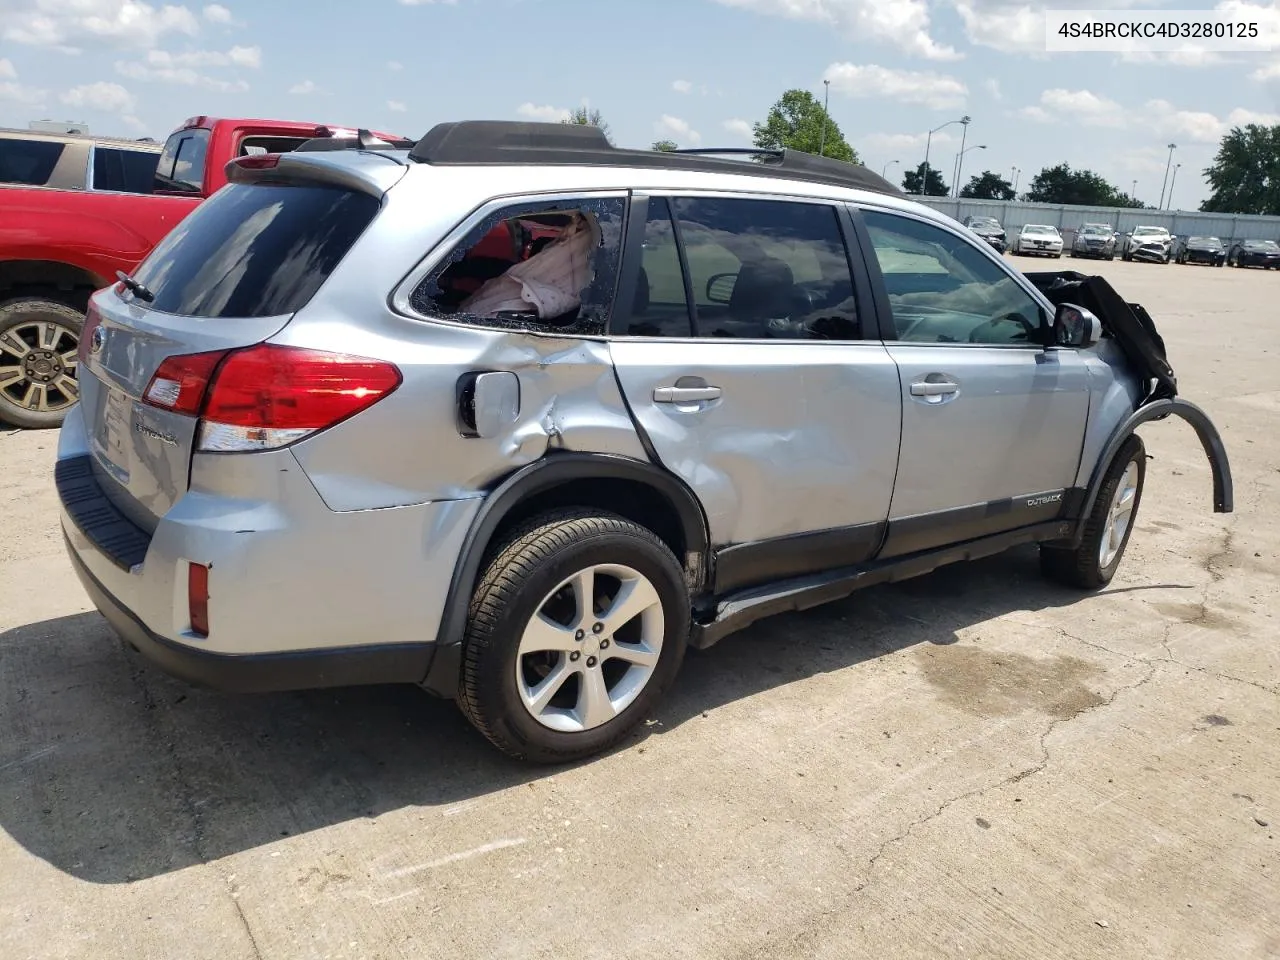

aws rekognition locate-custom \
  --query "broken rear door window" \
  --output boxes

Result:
[410,196,626,336]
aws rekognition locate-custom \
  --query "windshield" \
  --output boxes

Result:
[1189,237,1222,247]
[154,128,209,193]
[1247,240,1280,251]
[969,218,1000,229]
[1024,225,1056,235]
[1134,227,1168,237]
[1080,225,1111,236]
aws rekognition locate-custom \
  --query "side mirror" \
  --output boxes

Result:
[1053,303,1102,348]
[706,273,737,304]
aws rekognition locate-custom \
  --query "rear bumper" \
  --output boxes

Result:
[66,537,434,693]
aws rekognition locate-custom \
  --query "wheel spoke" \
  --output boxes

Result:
[599,576,661,636]
[21,382,49,411]
[0,333,29,360]
[61,349,79,368]
[40,323,61,350]
[607,641,659,669]
[569,568,596,627]
[520,612,580,655]
[577,665,616,728]
[0,368,24,390]
[525,658,574,715]
[53,375,79,400]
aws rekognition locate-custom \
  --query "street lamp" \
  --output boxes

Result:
[922,115,969,195]
[819,79,830,157]
[1157,143,1177,210]
[1011,166,1020,195]
[882,159,900,178]
[1167,163,1182,210]
[1131,179,1138,202]
[953,144,986,198]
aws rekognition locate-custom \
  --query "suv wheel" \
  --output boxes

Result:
[458,509,690,762]
[1041,435,1146,589]
[0,298,83,429]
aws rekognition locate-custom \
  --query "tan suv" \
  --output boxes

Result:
[0,128,162,193]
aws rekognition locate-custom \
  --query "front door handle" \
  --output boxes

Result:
[910,381,959,397]
[654,385,722,403]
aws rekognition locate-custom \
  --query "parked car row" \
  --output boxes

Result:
[960,215,1280,269]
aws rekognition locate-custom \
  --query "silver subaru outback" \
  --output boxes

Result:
[56,121,1233,762]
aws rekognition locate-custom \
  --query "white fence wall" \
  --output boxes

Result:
[912,197,1280,243]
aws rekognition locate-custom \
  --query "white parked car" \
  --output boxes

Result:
[1013,224,1064,257]
[1120,226,1173,264]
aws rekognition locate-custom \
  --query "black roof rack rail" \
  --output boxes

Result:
[294,128,418,153]
[406,121,902,196]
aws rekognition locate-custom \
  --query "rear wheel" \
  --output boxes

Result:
[0,298,83,429]
[1041,435,1146,590]
[458,509,690,762]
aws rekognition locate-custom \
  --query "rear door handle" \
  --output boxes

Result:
[910,381,959,397]
[654,385,722,403]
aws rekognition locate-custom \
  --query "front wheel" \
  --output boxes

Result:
[1041,435,1146,590]
[458,509,690,763]
[0,297,84,429]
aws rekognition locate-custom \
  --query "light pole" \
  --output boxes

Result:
[1131,179,1138,202]
[819,79,830,157]
[1167,163,1182,210]
[882,159,900,178]
[953,144,986,198]
[950,116,972,197]
[1157,143,1177,210]
[1011,166,1020,195]
[922,115,969,196]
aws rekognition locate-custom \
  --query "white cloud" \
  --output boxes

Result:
[655,114,701,145]
[388,60,404,71]
[951,0,1153,54]
[140,44,260,68]
[202,3,232,22]
[289,79,317,95]
[722,118,753,140]
[0,58,15,80]
[1253,60,1280,81]
[1017,88,1125,127]
[387,99,407,112]
[60,80,136,113]
[712,0,960,60]
[862,130,957,152]
[983,78,1002,100]
[122,113,147,130]
[825,63,967,110]
[0,80,47,105]
[516,102,571,122]
[672,79,693,94]
[1019,87,1280,144]
[2,0,201,53]
[115,59,248,91]
[1122,49,1222,67]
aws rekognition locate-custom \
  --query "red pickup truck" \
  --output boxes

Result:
[0,115,399,428]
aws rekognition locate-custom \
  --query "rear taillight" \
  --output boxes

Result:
[198,344,401,452]
[142,350,228,416]
[188,562,210,637]
[78,304,103,365]
[235,153,280,170]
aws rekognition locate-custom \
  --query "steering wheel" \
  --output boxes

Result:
[968,311,1037,343]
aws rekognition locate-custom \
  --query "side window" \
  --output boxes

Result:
[669,196,861,341]
[624,197,693,337]
[0,139,65,185]
[92,148,159,194]
[410,197,625,336]
[155,130,208,193]
[862,209,1047,345]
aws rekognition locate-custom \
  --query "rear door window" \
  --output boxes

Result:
[0,139,65,185]
[92,147,160,193]
[130,182,380,318]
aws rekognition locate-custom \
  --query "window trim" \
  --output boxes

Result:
[389,188,631,338]
[851,201,1059,351]
[607,188,875,344]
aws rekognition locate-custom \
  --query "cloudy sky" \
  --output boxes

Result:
[2,0,1278,210]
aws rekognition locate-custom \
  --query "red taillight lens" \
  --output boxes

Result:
[235,153,280,170]
[202,344,402,430]
[78,304,103,365]
[142,350,228,416]
[188,562,210,637]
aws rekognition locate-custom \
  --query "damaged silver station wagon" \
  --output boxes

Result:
[56,121,1234,762]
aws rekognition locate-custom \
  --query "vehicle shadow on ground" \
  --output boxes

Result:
[0,546,1189,885]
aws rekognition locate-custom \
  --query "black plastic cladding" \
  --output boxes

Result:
[406,121,904,196]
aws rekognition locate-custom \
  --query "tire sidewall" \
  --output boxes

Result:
[0,298,84,429]
[466,521,689,760]
[1091,439,1147,584]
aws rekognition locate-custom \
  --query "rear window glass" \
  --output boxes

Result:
[92,147,160,193]
[131,183,379,318]
[155,128,209,193]
[0,139,65,185]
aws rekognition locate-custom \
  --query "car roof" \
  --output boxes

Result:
[0,127,162,151]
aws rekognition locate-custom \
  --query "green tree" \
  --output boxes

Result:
[960,170,1015,201]
[562,106,613,145]
[652,139,679,152]
[901,162,948,197]
[1025,163,1141,207]
[1200,123,1280,215]
[753,89,859,163]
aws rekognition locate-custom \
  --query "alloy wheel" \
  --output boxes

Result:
[0,320,79,415]
[1099,461,1140,569]
[515,563,665,733]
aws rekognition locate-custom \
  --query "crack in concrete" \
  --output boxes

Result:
[854,656,1160,894]
[125,659,265,960]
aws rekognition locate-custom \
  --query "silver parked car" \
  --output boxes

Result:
[56,122,1233,762]
[1071,223,1116,260]
[1120,225,1173,263]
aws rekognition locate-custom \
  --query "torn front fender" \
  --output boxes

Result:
[1073,398,1232,545]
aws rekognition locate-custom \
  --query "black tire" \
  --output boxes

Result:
[1041,435,1146,590]
[0,297,84,429]
[457,509,690,763]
